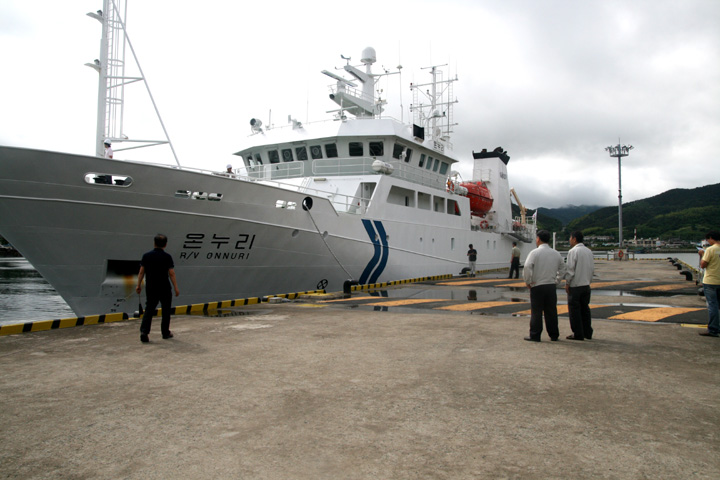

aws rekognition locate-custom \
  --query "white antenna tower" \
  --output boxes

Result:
[85,0,180,166]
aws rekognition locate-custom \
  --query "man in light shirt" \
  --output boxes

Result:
[564,230,595,340]
[699,231,720,337]
[523,230,566,342]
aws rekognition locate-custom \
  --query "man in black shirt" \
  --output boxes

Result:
[136,234,180,343]
[467,244,477,277]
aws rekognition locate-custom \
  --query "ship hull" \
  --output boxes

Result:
[0,146,531,317]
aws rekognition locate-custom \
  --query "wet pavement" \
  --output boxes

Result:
[1,259,718,479]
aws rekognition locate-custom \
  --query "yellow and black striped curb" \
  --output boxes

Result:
[0,313,129,336]
[0,288,327,337]
[347,273,454,293]
[0,276,452,337]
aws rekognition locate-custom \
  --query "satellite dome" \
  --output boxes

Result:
[361,47,376,65]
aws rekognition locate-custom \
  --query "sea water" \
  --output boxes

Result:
[0,252,705,327]
[0,258,74,326]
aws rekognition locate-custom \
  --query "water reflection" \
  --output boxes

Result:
[0,258,74,325]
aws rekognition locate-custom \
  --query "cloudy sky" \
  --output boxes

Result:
[1,0,718,208]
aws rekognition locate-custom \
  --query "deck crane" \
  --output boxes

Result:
[510,188,527,224]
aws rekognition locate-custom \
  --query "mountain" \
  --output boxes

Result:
[537,205,604,225]
[564,183,720,241]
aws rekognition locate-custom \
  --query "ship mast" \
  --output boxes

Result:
[85,0,180,166]
[410,65,458,153]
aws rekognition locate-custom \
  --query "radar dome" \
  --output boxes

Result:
[361,47,376,65]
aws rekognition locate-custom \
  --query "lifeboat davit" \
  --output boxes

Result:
[460,181,493,216]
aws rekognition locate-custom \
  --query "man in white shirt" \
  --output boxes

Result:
[522,230,566,342]
[564,231,595,340]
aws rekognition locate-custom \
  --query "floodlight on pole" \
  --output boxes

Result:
[605,142,634,259]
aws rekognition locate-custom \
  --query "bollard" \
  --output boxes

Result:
[343,279,359,295]
[680,270,693,281]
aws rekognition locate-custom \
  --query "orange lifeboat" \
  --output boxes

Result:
[460,182,493,216]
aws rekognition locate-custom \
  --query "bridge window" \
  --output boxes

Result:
[439,162,449,175]
[310,145,323,159]
[254,153,263,165]
[426,156,434,170]
[268,150,280,164]
[393,144,413,163]
[419,154,426,168]
[325,143,338,158]
[349,142,364,157]
[369,141,384,156]
[432,158,440,172]
[295,146,308,161]
[281,149,293,162]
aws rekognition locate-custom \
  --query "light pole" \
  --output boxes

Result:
[605,142,633,258]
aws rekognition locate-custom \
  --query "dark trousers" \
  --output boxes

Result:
[140,290,172,336]
[509,257,520,278]
[567,285,592,339]
[529,284,559,340]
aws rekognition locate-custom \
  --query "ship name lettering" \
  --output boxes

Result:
[182,233,257,250]
[207,252,249,260]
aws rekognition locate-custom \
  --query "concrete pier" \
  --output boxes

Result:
[1,260,718,479]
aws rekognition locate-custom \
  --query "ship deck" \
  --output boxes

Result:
[1,259,718,478]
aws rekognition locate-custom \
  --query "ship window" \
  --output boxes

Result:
[433,159,440,172]
[254,153,263,165]
[439,162,449,175]
[426,157,434,170]
[325,143,338,158]
[268,150,280,164]
[174,190,223,201]
[447,199,460,216]
[418,192,431,210]
[392,144,413,162]
[419,154,425,168]
[369,141,384,156]
[349,142,364,157]
[84,173,133,187]
[433,196,444,212]
[387,186,415,207]
[275,200,297,210]
[281,149,293,162]
[310,145,323,159]
[295,146,308,161]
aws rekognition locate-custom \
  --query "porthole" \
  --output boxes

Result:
[84,173,133,187]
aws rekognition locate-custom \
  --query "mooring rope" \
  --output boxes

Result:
[304,202,355,280]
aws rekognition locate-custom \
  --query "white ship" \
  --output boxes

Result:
[0,1,536,317]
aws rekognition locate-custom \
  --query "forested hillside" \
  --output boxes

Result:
[564,183,720,240]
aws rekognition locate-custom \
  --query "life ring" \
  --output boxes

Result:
[480,220,489,229]
[618,250,624,259]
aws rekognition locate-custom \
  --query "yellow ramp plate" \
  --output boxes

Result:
[515,304,605,316]
[437,279,505,286]
[636,284,692,292]
[495,281,527,288]
[609,307,704,322]
[365,299,447,307]
[436,301,518,311]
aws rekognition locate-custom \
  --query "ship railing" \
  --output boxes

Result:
[244,157,448,191]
